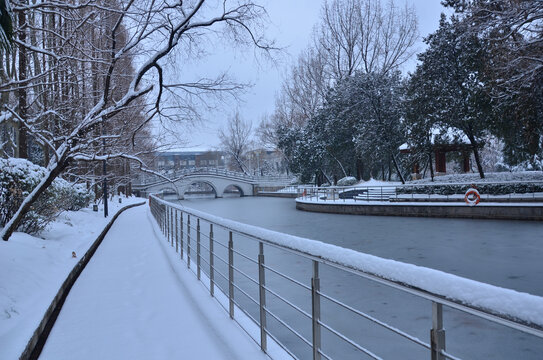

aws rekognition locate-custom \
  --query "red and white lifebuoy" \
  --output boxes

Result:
[464,188,481,206]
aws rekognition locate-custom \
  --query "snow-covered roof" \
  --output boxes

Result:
[399,125,471,151]
[157,147,219,156]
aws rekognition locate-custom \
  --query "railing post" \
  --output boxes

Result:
[228,231,234,319]
[197,218,201,280]
[175,209,179,253]
[180,212,184,259]
[311,260,321,360]
[431,302,446,360]
[258,242,267,352]
[209,223,214,297]
[170,208,174,246]
[166,207,170,240]
[187,215,191,268]
[162,205,165,234]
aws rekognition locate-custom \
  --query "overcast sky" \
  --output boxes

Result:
[176,0,450,151]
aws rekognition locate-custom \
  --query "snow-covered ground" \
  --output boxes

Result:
[39,206,270,360]
[0,196,143,360]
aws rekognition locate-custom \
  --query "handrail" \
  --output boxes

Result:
[149,194,543,359]
[134,167,294,188]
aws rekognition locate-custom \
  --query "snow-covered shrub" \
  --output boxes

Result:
[54,180,93,211]
[397,182,543,196]
[337,176,357,186]
[0,158,92,234]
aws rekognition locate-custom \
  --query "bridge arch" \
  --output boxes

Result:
[135,169,292,199]
[156,186,180,199]
[181,180,218,198]
[223,184,245,197]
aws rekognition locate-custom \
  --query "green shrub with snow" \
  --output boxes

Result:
[337,176,358,186]
[397,182,543,196]
[0,158,92,234]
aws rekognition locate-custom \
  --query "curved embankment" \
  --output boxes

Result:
[296,200,543,221]
[19,201,146,360]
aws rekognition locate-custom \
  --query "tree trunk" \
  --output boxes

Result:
[17,6,28,159]
[391,154,405,184]
[388,159,392,181]
[467,132,485,179]
[428,151,435,182]
[472,144,485,179]
[356,158,364,180]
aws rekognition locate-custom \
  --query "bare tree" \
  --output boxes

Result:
[219,111,253,174]
[316,0,418,79]
[1,1,273,241]
[269,0,418,174]
[273,0,418,129]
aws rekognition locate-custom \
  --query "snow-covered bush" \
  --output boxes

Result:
[397,182,543,196]
[337,176,357,186]
[54,180,93,211]
[0,158,92,234]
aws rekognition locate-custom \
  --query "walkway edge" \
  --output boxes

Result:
[19,201,147,360]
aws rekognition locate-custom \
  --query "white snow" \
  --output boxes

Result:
[358,178,401,187]
[39,205,271,360]
[0,197,143,360]
[153,196,543,328]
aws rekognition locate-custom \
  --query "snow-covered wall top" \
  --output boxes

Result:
[151,196,543,331]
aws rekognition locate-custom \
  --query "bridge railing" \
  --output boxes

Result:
[296,180,543,202]
[149,194,543,360]
[134,167,294,187]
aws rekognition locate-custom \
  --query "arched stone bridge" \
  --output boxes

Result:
[133,168,292,199]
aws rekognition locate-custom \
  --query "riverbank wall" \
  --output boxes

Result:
[296,200,543,221]
[257,192,298,198]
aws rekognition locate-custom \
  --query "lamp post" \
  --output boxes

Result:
[102,122,108,217]
[102,155,108,217]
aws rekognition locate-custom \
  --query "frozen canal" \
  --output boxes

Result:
[176,196,543,359]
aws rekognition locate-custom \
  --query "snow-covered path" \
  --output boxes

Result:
[39,206,269,360]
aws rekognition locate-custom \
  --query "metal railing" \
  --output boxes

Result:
[296,181,543,203]
[135,167,294,187]
[149,194,543,359]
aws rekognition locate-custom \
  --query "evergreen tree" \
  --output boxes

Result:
[408,14,493,178]
[0,0,12,52]
[443,0,543,169]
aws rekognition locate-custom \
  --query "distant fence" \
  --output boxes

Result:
[149,194,543,360]
[296,181,543,203]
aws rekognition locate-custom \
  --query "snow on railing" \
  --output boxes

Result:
[149,194,543,360]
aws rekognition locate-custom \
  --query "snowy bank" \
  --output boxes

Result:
[0,196,144,360]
